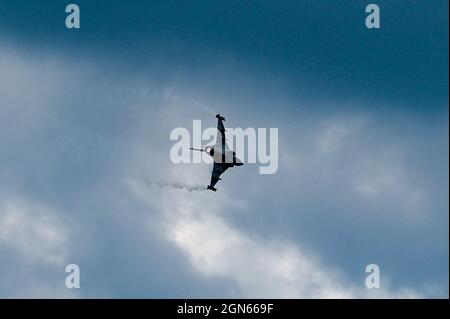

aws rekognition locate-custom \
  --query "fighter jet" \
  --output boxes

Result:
[190,114,243,191]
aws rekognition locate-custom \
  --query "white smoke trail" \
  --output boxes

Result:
[194,101,217,116]
[156,181,207,192]
[141,178,207,192]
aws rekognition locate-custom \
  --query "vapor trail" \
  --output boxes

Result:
[157,181,207,192]
[142,179,207,192]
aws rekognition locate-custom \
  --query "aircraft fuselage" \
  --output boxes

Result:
[207,145,243,166]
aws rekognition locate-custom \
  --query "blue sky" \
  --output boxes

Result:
[0,1,448,298]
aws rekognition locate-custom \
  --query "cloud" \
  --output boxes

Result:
[128,169,424,298]
[168,213,424,298]
[284,115,431,219]
[0,196,69,265]
[352,153,426,214]
[0,195,80,298]
[0,41,447,298]
[317,119,359,155]
[168,212,354,298]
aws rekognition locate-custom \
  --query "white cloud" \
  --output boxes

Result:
[0,195,80,298]
[0,196,69,265]
[287,116,428,219]
[1,42,444,298]
[122,85,433,299]
[128,170,423,298]
[353,157,426,214]
[168,212,354,298]
[316,117,366,155]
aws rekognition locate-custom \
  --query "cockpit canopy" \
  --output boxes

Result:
[204,146,214,156]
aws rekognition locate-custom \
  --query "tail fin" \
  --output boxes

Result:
[207,185,217,192]
[216,114,225,121]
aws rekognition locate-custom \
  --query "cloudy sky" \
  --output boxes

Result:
[0,1,448,298]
